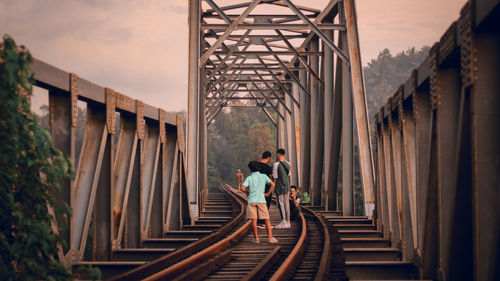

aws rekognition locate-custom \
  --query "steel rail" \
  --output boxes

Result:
[301,206,332,281]
[269,207,307,281]
[141,184,253,281]
[109,185,247,281]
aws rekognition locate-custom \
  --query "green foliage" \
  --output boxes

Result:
[300,192,311,204]
[365,46,430,119]
[208,108,276,190]
[0,35,73,280]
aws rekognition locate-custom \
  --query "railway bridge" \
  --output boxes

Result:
[4,0,500,280]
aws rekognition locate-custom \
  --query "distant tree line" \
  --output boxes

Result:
[207,46,430,210]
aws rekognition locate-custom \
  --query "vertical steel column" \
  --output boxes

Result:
[187,0,200,218]
[277,97,286,149]
[327,29,345,211]
[48,88,74,251]
[383,116,400,245]
[469,25,500,281]
[344,0,375,215]
[292,76,301,186]
[375,117,390,238]
[309,37,323,206]
[341,28,354,216]
[431,49,460,280]
[299,69,310,191]
[287,83,298,186]
[413,80,431,258]
[323,26,335,209]
[199,64,207,213]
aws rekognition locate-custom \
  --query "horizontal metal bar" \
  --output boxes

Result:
[206,96,278,99]
[207,104,273,108]
[202,14,314,19]
[31,58,177,125]
[205,66,303,71]
[202,23,345,31]
[206,34,308,39]
[228,79,293,83]
[213,51,323,56]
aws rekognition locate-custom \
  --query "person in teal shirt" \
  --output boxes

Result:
[241,161,278,243]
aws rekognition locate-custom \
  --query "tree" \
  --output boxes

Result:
[364,46,430,120]
[249,123,274,160]
[0,35,72,280]
[207,107,276,190]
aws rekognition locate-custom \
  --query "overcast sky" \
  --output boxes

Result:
[1,0,465,111]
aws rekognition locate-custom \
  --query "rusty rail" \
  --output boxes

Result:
[110,184,247,280]
[301,206,332,281]
[269,207,307,281]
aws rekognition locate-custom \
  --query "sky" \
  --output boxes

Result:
[0,0,465,112]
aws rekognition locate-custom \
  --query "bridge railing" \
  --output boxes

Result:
[373,2,499,280]
[29,58,191,265]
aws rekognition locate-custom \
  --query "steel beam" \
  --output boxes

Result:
[344,0,375,215]
[308,37,323,206]
[187,0,200,218]
[200,0,261,65]
[201,23,345,30]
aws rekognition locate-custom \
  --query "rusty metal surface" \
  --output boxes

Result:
[373,2,500,279]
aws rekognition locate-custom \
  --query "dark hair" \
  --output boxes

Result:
[262,151,272,159]
[290,185,297,191]
[248,161,260,172]
[277,148,286,155]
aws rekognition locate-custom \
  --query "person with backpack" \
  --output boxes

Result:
[272,148,291,229]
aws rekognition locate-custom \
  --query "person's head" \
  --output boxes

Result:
[237,169,241,173]
[290,185,297,196]
[276,148,286,161]
[248,161,260,173]
[261,151,272,164]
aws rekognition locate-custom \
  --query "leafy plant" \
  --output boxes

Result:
[0,35,73,280]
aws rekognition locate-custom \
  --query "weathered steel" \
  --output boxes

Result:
[187,0,201,218]
[372,2,500,279]
[344,0,375,215]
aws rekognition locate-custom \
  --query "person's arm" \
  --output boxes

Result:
[272,162,279,179]
[265,181,275,197]
[290,195,299,207]
[241,177,250,194]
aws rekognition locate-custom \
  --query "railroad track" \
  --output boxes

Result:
[101,186,245,280]
[125,183,345,281]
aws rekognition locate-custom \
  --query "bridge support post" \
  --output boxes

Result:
[287,84,299,186]
[340,23,354,216]
[299,69,310,195]
[309,37,324,206]
[344,0,375,216]
[187,0,200,218]
[49,87,75,252]
[323,26,335,210]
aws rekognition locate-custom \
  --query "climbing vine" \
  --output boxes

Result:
[0,35,73,280]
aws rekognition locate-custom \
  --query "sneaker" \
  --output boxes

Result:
[275,222,286,229]
[284,222,291,229]
[257,225,266,229]
[253,238,260,244]
[268,237,278,243]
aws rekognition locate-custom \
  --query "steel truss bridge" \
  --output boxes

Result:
[12,0,500,280]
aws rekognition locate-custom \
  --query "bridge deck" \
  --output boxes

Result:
[203,190,299,280]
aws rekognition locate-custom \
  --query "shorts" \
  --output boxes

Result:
[247,203,269,219]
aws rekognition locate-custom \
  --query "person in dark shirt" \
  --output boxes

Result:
[256,151,273,229]
[289,186,301,221]
[273,148,291,229]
